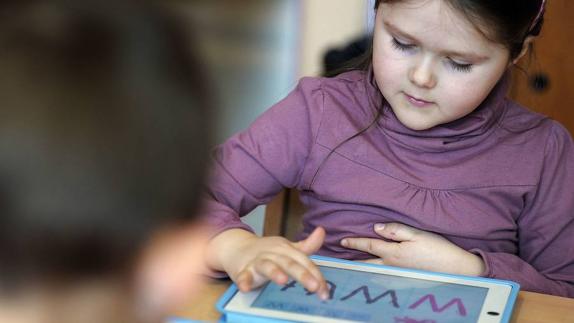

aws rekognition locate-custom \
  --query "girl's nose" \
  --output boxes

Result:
[409,59,437,89]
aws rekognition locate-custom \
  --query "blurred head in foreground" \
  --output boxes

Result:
[0,0,212,322]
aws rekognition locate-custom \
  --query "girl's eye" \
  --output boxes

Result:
[448,59,473,73]
[391,37,416,52]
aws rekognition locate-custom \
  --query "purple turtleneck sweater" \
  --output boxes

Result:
[204,70,574,297]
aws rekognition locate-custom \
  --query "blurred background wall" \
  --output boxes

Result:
[299,0,370,76]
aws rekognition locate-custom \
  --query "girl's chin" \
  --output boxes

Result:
[390,107,436,131]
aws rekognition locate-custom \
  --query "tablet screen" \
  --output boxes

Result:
[251,265,488,323]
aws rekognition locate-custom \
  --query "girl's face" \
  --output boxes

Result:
[373,0,511,131]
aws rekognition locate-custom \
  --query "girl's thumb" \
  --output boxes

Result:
[374,222,417,242]
[294,226,325,255]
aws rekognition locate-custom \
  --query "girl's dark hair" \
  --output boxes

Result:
[376,0,545,59]
[327,0,546,77]
[0,0,212,290]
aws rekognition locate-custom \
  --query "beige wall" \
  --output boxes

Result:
[299,0,369,77]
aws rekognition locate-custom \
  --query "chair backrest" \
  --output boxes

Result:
[263,189,304,239]
[263,189,288,236]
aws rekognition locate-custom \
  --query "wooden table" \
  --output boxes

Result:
[175,279,574,322]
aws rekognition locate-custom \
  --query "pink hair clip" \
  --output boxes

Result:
[529,0,547,35]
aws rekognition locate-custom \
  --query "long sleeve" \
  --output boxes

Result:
[203,77,325,237]
[473,122,574,297]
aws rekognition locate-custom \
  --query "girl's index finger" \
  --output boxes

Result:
[283,249,329,300]
[340,237,396,258]
[302,258,329,300]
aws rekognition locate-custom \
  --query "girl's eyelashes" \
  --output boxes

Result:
[391,37,416,52]
[448,59,473,73]
[390,35,474,73]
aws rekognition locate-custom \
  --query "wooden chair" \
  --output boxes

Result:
[263,189,304,239]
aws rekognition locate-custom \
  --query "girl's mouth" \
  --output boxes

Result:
[404,92,433,107]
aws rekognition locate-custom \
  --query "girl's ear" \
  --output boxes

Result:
[512,36,536,65]
[134,222,210,320]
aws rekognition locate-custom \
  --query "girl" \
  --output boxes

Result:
[204,0,574,299]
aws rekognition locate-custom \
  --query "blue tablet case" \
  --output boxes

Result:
[216,255,520,323]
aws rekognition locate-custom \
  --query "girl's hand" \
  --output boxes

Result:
[340,223,485,276]
[209,227,330,300]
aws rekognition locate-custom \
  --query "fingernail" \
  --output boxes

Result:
[341,239,348,247]
[374,223,385,231]
[237,283,245,292]
[238,281,249,292]
[320,290,329,301]
[308,279,318,290]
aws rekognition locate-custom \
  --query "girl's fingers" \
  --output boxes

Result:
[292,227,329,298]
[252,258,289,287]
[256,255,317,291]
[341,237,395,257]
[236,229,329,299]
[294,226,325,255]
[254,253,329,300]
[284,246,323,283]
[236,269,254,292]
[297,257,329,300]
[374,222,418,242]
[237,259,289,292]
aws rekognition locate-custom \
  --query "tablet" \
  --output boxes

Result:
[217,255,519,323]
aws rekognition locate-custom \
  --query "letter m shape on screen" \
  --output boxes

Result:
[340,286,399,307]
[408,294,467,316]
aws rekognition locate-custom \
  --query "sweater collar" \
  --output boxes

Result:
[367,70,510,153]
